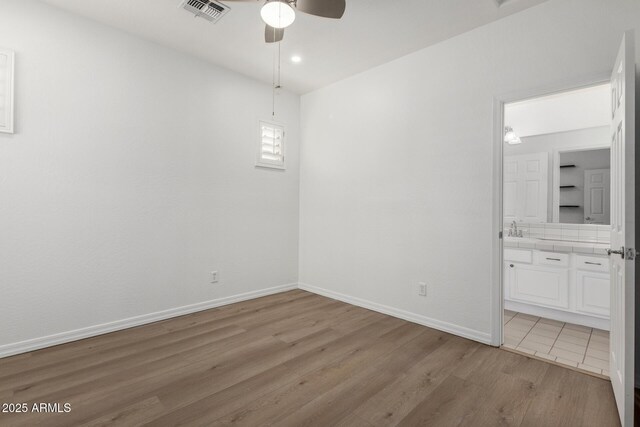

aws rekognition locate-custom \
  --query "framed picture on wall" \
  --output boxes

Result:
[0,47,15,134]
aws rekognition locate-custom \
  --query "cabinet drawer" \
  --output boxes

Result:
[576,255,609,273]
[537,252,569,268]
[504,249,532,264]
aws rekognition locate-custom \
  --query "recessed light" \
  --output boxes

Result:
[291,55,302,63]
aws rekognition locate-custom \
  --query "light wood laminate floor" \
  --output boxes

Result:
[0,290,620,426]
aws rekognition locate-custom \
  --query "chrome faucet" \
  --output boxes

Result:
[509,221,523,237]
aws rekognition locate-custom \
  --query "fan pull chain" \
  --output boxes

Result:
[271,30,282,118]
[277,40,282,89]
[272,30,276,118]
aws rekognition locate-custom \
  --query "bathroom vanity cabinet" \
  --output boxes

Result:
[504,248,610,330]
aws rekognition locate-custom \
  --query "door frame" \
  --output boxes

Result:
[490,74,611,347]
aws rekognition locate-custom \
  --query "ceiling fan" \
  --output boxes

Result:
[224,0,346,43]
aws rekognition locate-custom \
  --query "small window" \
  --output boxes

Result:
[256,120,285,169]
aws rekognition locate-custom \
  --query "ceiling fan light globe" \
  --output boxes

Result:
[261,1,296,29]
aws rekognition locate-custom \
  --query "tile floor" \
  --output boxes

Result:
[503,310,610,377]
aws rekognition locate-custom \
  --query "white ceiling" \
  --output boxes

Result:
[41,0,548,94]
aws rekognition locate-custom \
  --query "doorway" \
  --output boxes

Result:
[491,31,636,427]
[499,83,613,378]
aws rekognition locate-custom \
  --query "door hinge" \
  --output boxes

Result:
[499,231,503,239]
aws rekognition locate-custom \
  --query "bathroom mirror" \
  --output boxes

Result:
[503,83,612,228]
[552,147,610,225]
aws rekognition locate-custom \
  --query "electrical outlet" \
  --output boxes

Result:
[211,271,219,284]
[418,282,427,296]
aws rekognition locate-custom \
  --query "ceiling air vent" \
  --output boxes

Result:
[180,0,230,23]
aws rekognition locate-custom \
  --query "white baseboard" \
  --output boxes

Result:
[1,282,493,358]
[298,283,492,345]
[0,283,298,359]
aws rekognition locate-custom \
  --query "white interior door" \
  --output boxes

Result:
[609,30,635,427]
[503,156,519,223]
[503,153,548,223]
[522,153,548,223]
[584,168,610,224]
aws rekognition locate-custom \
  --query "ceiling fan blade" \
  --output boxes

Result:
[265,25,284,43]
[296,0,345,19]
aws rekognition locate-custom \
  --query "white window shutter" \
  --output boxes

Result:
[0,48,14,134]
[256,120,285,169]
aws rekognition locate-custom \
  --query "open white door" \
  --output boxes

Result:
[608,30,636,427]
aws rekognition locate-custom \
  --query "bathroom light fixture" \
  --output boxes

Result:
[504,126,522,145]
[291,55,302,63]
[261,0,296,29]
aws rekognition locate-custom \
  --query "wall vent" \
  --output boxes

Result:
[180,0,230,23]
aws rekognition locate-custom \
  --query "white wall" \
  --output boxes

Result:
[299,0,640,342]
[505,126,610,222]
[0,0,300,353]
[504,84,611,138]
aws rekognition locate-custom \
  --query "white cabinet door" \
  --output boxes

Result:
[503,153,548,223]
[576,270,610,317]
[509,264,569,309]
[504,262,513,300]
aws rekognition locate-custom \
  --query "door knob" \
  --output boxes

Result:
[608,246,625,259]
